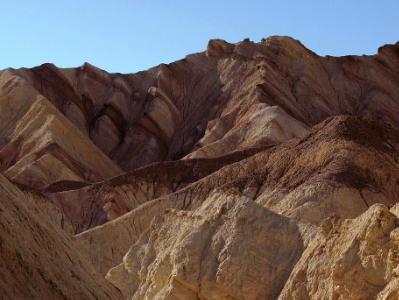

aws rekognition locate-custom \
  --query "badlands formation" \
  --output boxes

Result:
[1,36,399,299]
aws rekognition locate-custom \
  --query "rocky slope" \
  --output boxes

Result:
[0,174,121,299]
[0,36,399,299]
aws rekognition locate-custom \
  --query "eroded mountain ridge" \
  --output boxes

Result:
[1,36,399,299]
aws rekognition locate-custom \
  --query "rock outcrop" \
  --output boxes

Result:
[107,191,303,299]
[2,36,399,180]
[280,204,399,300]
[73,115,399,279]
[1,36,399,299]
[184,104,309,159]
[0,93,122,189]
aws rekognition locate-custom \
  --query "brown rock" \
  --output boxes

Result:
[3,37,399,172]
[1,36,399,300]
[0,174,121,299]
[206,39,234,57]
[0,96,122,189]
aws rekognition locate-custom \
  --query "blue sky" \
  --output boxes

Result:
[0,0,398,73]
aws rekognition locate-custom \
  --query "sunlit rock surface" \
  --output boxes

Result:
[1,36,399,299]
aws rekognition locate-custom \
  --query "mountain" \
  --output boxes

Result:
[1,36,399,299]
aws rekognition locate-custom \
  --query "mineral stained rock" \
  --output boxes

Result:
[1,36,399,299]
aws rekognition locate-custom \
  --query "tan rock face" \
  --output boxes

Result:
[1,37,399,299]
[104,196,399,300]
[279,204,399,300]
[185,104,309,159]
[107,191,303,299]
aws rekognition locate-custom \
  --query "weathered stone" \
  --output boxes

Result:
[107,191,303,299]
[0,36,399,299]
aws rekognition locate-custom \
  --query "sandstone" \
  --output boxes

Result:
[0,174,121,299]
[74,115,399,282]
[1,36,399,299]
[279,204,399,300]
[106,191,303,299]
[0,96,122,189]
[185,104,309,159]
[2,36,399,171]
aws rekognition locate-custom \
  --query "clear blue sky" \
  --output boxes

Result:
[1,0,398,73]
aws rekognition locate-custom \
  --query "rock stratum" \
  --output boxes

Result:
[1,36,399,299]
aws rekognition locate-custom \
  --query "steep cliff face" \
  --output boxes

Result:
[1,36,399,299]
